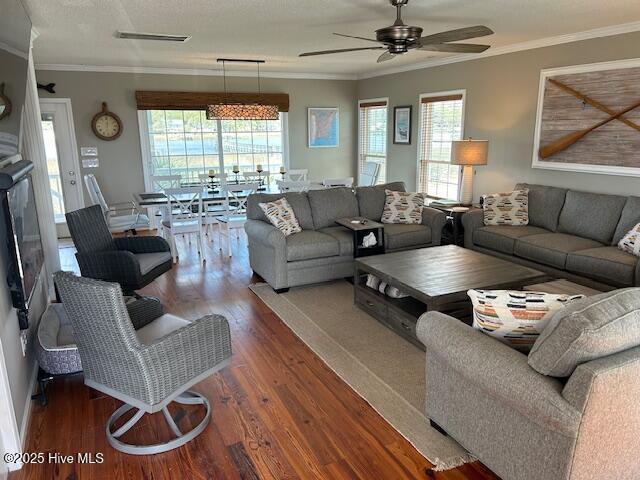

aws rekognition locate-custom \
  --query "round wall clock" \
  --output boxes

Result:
[0,83,12,121]
[92,102,122,141]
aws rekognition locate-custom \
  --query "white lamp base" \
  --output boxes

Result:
[459,165,474,206]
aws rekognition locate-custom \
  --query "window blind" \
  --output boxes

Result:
[358,101,388,185]
[417,95,464,200]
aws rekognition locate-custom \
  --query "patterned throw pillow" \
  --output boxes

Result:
[468,289,584,353]
[618,223,640,257]
[482,189,529,226]
[258,197,302,237]
[381,190,424,224]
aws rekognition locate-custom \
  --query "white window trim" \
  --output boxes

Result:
[137,110,290,193]
[357,97,389,185]
[415,89,466,197]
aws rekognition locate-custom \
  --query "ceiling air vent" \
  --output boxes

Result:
[116,31,192,42]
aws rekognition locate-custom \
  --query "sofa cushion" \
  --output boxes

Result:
[514,233,602,269]
[258,197,302,237]
[247,192,315,230]
[356,181,407,221]
[319,226,354,256]
[468,289,584,353]
[515,183,567,231]
[381,190,425,224]
[473,225,550,255]
[307,187,359,229]
[613,196,640,245]
[285,230,340,261]
[618,223,640,258]
[566,247,637,287]
[482,189,529,226]
[528,288,640,377]
[134,252,172,275]
[384,224,432,251]
[557,190,627,244]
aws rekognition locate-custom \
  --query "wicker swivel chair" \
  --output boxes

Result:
[54,271,232,454]
[65,205,172,294]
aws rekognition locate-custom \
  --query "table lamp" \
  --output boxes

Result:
[451,139,488,206]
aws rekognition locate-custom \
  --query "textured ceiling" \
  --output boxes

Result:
[23,0,640,77]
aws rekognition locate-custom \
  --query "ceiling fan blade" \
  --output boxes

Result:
[418,43,491,53]
[299,47,384,57]
[333,33,385,44]
[377,51,396,63]
[419,25,494,46]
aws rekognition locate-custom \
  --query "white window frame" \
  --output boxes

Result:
[357,97,389,186]
[138,111,290,192]
[416,89,466,199]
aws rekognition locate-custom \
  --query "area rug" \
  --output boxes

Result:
[249,280,475,471]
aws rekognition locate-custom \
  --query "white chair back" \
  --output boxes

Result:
[151,174,182,191]
[286,169,309,182]
[84,174,109,215]
[276,180,311,193]
[322,177,354,188]
[222,183,259,220]
[164,187,204,232]
[359,162,380,187]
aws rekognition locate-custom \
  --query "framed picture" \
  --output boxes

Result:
[532,58,640,177]
[393,106,412,144]
[308,107,339,148]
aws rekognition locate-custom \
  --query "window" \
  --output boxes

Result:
[142,110,287,189]
[358,99,388,185]
[417,92,464,200]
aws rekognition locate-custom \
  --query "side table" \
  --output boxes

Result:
[429,205,482,246]
[335,217,385,258]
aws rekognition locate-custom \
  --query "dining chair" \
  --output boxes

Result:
[243,171,270,189]
[322,177,354,188]
[285,169,309,182]
[150,175,182,234]
[218,182,259,257]
[84,174,150,234]
[276,179,311,193]
[197,173,228,237]
[163,187,206,263]
[359,162,380,186]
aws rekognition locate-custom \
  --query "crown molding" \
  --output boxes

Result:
[0,40,28,60]
[34,63,358,81]
[356,20,640,79]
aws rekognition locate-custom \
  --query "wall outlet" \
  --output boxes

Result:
[19,331,28,357]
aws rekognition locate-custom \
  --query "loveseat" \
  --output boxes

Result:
[462,183,640,289]
[245,182,446,291]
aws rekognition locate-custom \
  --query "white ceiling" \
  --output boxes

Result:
[23,0,640,78]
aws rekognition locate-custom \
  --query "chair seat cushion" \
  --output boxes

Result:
[35,304,82,375]
[319,226,354,256]
[135,251,172,275]
[136,313,191,346]
[109,214,150,231]
[384,224,432,251]
[566,247,637,287]
[474,225,550,255]
[514,233,602,269]
[286,230,340,261]
[528,288,640,377]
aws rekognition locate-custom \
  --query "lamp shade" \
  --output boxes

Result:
[450,139,489,166]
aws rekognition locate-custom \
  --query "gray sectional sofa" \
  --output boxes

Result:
[245,182,446,291]
[462,183,640,289]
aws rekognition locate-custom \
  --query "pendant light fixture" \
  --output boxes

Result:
[207,59,279,121]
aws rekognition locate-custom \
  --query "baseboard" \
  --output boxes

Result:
[18,358,38,453]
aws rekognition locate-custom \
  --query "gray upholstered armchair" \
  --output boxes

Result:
[65,205,172,294]
[417,288,640,480]
[54,271,232,454]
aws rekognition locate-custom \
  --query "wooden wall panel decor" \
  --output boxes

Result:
[135,91,290,112]
[532,58,640,177]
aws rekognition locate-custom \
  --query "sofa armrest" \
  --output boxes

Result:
[114,235,170,254]
[461,209,484,248]
[421,207,446,245]
[417,312,581,436]
[75,250,142,286]
[244,219,286,249]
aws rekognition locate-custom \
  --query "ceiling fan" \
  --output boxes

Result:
[299,0,494,63]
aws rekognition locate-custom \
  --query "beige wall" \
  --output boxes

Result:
[34,71,357,205]
[357,31,640,199]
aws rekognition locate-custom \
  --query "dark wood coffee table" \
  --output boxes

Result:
[354,245,548,349]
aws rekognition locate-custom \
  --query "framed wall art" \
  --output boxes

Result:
[308,107,339,148]
[393,105,412,144]
[532,58,640,177]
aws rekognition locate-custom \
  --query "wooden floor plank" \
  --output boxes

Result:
[10,230,500,480]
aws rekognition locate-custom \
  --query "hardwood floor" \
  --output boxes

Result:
[12,230,500,480]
